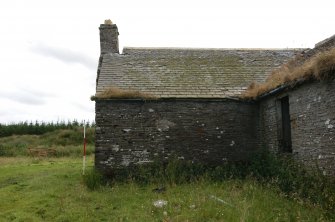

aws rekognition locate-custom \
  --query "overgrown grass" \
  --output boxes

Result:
[0,128,94,157]
[90,151,335,218]
[0,157,330,221]
[248,149,335,217]
[106,159,248,185]
[243,47,335,99]
[91,86,158,100]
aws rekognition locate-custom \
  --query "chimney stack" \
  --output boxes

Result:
[99,20,119,54]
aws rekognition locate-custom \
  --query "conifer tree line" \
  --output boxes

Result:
[0,120,95,137]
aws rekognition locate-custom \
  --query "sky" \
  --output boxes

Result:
[0,0,334,124]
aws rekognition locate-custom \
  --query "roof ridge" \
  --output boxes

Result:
[123,46,306,51]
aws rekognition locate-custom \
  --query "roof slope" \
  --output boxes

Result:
[97,47,303,99]
[242,36,335,99]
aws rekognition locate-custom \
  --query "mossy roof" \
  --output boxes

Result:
[97,47,303,98]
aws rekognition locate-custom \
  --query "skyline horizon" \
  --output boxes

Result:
[1,0,334,123]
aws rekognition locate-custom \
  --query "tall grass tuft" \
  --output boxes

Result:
[83,168,105,190]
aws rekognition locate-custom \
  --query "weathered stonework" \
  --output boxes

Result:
[260,79,335,176]
[94,22,335,177]
[95,99,259,174]
[99,24,119,54]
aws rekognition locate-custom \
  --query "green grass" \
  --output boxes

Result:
[0,157,330,222]
[0,128,94,157]
[0,128,333,221]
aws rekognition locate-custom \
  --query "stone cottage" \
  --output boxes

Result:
[93,21,334,176]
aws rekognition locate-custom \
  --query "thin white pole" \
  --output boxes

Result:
[82,120,86,175]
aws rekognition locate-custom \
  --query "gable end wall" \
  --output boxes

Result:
[259,79,335,176]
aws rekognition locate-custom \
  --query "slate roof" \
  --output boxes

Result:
[96,47,303,98]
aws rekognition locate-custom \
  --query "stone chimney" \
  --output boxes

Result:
[99,20,119,54]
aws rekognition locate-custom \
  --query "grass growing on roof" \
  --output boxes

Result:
[242,48,335,99]
[91,86,158,100]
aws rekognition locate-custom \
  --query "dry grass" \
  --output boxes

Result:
[242,48,335,99]
[91,86,158,100]
[104,19,113,25]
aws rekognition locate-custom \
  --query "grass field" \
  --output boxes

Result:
[0,156,330,222]
[0,127,333,221]
[0,128,94,157]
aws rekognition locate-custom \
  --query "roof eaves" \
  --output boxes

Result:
[256,78,309,100]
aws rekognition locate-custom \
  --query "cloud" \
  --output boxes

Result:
[0,88,54,106]
[11,94,45,105]
[19,87,56,98]
[1,92,45,106]
[73,102,94,113]
[31,43,97,70]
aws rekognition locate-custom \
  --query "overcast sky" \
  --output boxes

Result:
[0,0,334,124]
